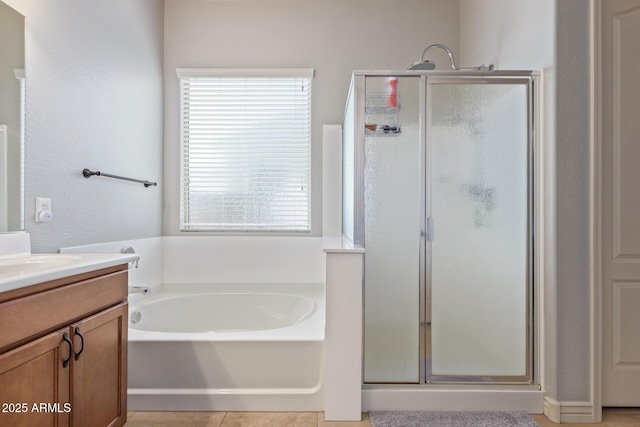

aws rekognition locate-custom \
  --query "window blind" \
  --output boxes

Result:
[178,68,313,231]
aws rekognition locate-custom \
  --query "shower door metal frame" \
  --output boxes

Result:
[422,74,538,385]
[354,70,539,386]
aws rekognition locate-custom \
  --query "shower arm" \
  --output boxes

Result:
[419,44,494,71]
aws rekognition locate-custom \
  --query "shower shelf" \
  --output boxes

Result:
[365,92,400,114]
[365,92,400,135]
[365,124,402,136]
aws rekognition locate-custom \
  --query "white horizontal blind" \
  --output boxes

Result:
[178,69,313,231]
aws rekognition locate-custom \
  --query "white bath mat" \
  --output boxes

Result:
[369,411,540,427]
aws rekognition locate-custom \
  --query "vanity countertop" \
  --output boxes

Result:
[0,253,139,294]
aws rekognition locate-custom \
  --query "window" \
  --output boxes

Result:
[178,68,313,232]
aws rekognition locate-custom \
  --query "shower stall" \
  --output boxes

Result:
[343,70,539,385]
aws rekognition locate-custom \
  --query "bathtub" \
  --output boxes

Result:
[127,282,325,411]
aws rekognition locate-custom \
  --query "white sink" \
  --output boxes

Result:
[0,254,83,277]
[0,234,139,293]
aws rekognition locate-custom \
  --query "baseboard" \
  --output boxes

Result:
[128,387,323,412]
[543,397,561,423]
[544,397,596,423]
[362,387,544,413]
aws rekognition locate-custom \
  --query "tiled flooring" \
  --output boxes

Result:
[532,408,640,427]
[125,412,370,427]
[124,408,640,426]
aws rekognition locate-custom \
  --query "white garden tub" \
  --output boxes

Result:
[127,283,325,411]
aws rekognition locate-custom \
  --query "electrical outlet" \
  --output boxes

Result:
[35,197,52,222]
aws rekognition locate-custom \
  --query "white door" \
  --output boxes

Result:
[601,0,640,406]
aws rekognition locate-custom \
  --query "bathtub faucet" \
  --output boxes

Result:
[120,246,139,269]
[128,286,151,296]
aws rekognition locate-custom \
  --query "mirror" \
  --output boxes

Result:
[0,0,25,232]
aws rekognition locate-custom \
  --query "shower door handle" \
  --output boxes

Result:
[426,217,434,241]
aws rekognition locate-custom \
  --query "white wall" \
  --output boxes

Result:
[163,0,460,236]
[163,236,325,284]
[4,0,164,253]
[460,0,592,404]
[555,0,591,403]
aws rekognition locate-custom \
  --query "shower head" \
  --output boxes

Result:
[407,43,494,71]
[407,60,437,71]
[407,44,456,71]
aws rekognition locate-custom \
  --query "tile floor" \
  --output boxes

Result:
[124,408,640,426]
[532,408,640,427]
[125,412,369,427]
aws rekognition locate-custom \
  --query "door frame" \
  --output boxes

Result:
[591,0,603,421]
[532,1,604,422]
[423,76,537,385]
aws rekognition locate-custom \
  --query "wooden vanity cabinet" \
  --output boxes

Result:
[0,328,70,427]
[71,303,127,427]
[0,266,129,427]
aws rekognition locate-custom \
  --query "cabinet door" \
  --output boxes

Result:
[70,302,127,427]
[0,329,71,427]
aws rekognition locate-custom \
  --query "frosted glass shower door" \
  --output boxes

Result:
[428,82,531,380]
[363,76,421,383]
